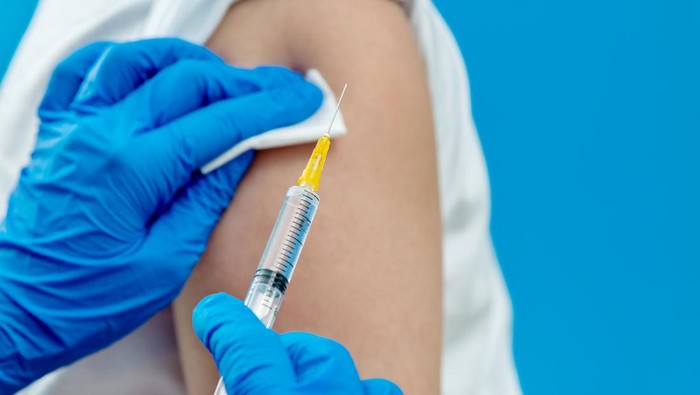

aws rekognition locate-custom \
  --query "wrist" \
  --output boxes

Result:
[0,245,57,393]
[0,287,26,393]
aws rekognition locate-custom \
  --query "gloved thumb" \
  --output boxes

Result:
[193,293,297,395]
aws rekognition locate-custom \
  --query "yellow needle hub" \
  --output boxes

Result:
[297,133,331,191]
[296,83,346,192]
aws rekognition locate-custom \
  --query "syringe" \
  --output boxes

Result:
[213,84,347,395]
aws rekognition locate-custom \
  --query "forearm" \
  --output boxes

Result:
[0,287,23,393]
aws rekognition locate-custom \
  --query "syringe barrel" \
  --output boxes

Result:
[243,185,319,327]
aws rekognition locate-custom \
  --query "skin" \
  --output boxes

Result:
[172,0,443,393]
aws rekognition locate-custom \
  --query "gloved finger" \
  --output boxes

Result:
[38,41,113,113]
[193,293,296,395]
[361,379,404,395]
[280,332,363,388]
[139,79,322,203]
[115,62,305,129]
[143,150,255,275]
[72,38,221,109]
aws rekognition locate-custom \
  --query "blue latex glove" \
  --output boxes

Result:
[194,293,404,395]
[0,38,322,392]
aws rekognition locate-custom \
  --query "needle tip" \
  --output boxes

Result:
[326,83,348,136]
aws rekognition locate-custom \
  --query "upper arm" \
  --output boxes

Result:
[172,0,443,393]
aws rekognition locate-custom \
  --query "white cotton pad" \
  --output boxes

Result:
[201,69,347,174]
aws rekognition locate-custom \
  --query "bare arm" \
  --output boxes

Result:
[172,0,443,393]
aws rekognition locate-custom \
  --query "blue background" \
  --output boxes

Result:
[1,1,698,394]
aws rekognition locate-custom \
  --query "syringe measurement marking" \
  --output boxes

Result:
[284,235,302,249]
[272,197,314,273]
[286,229,304,246]
[290,220,309,235]
[279,249,292,261]
[274,242,296,271]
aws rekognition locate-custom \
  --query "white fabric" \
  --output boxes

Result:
[0,0,520,394]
